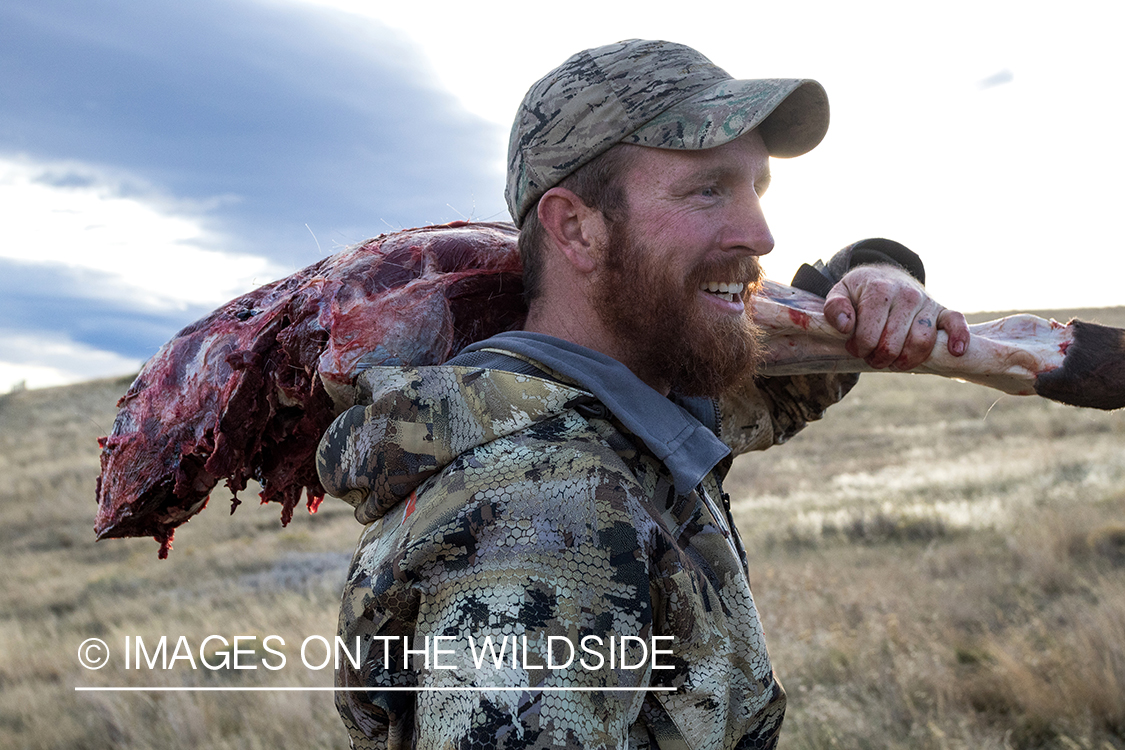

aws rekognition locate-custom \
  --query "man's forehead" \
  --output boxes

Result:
[624,130,772,184]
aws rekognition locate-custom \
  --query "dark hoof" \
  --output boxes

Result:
[1035,320,1125,410]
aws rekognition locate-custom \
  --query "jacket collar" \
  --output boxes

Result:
[457,332,730,495]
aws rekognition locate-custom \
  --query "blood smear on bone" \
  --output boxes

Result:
[787,309,812,329]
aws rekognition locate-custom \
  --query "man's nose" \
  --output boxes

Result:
[723,192,774,257]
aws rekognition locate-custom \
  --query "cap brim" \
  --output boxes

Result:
[626,78,829,158]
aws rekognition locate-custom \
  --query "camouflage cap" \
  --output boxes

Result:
[506,39,830,227]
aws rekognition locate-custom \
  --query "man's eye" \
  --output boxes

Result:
[700,186,717,197]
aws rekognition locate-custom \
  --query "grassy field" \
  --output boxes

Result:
[1,307,1123,749]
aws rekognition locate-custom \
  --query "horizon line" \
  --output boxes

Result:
[75,686,677,692]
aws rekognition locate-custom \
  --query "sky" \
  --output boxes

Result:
[2,0,1122,392]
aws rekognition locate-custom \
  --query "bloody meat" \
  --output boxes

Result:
[95,222,524,557]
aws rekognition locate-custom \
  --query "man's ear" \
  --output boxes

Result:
[537,187,607,274]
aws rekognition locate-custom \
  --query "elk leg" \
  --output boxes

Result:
[753,280,1125,411]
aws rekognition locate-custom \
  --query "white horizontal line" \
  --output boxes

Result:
[75,686,676,693]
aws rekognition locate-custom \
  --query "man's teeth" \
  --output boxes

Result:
[699,281,745,302]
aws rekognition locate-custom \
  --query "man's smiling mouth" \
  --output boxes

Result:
[699,281,746,303]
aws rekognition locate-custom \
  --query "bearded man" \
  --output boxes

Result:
[317,39,968,750]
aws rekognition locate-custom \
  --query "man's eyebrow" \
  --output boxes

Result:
[670,161,769,186]
[667,165,736,192]
[670,163,772,192]
[691,165,738,184]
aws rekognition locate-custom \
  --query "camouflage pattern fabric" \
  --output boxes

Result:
[719,372,859,455]
[317,364,855,749]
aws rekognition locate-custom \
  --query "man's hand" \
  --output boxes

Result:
[823,264,969,370]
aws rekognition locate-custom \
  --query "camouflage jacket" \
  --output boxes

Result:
[317,364,855,750]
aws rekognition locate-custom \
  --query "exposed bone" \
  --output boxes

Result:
[754,280,1125,410]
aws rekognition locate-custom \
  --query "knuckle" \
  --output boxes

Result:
[869,279,893,297]
[903,289,924,307]
[940,308,967,326]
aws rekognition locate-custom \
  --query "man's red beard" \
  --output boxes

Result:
[593,218,765,397]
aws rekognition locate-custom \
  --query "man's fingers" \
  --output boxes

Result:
[891,310,940,370]
[938,308,970,356]
[848,278,920,366]
[824,264,968,368]
[858,297,916,368]
[823,291,856,335]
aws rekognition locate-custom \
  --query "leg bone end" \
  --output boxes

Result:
[1034,319,1125,410]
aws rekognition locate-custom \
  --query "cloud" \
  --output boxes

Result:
[0,257,214,360]
[977,69,1014,90]
[0,0,510,390]
[0,156,283,311]
[0,0,508,269]
[0,329,142,393]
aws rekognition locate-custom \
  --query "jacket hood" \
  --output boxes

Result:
[316,365,592,524]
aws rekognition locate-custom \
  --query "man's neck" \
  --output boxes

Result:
[523,306,671,396]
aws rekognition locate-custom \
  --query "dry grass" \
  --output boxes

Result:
[724,303,1125,748]
[0,376,356,749]
[1,304,1123,748]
